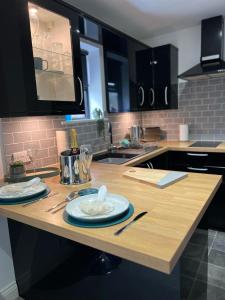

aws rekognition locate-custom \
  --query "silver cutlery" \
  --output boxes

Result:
[114,211,148,236]
[22,192,58,207]
[51,204,67,214]
[45,191,78,212]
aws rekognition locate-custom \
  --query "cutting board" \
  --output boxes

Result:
[123,168,188,188]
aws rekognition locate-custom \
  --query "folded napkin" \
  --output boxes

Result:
[79,185,114,216]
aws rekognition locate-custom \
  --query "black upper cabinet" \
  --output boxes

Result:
[0,0,84,117]
[134,44,178,111]
[103,27,178,113]
[136,48,154,111]
[102,28,131,113]
[103,28,151,113]
[128,39,150,111]
[152,45,178,109]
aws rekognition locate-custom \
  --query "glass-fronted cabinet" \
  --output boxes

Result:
[0,0,84,117]
[28,2,76,102]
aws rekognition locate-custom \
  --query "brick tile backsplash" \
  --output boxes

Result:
[1,116,110,170]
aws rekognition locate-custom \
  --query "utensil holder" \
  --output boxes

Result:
[60,150,92,185]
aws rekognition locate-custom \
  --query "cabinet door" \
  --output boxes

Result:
[136,48,154,111]
[153,45,170,109]
[153,45,178,109]
[103,28,130,113]
[128,40,150,111]
[135,153,168,169]
[27,0,84,114]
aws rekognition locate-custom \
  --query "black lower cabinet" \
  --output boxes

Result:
[135,152,168,169]
[200,183,225,231]
[9,220,179,300]
[168,150,225,231]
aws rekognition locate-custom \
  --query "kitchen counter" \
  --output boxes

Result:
[0,162,221,274]
[124,140,225,166]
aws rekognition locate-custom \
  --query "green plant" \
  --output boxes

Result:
[10,161,24,167]
[93,108,105,139]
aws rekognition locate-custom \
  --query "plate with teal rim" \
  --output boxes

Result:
[0,187,51,205]
[0,182,48,201]
[63,203,134,228]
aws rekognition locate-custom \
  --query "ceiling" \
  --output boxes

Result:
[65,0,225,40]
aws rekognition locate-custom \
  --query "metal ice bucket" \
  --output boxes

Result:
[60,150,92,185]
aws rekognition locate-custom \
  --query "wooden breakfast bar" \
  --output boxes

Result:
[0,162,222,299]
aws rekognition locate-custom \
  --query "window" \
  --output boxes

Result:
[66,38,106,121]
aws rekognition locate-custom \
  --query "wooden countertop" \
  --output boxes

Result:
[0,163,222,274]
[124,140,225,166]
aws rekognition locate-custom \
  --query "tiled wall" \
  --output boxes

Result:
[110,78,225,142]
[1,116,110,171]
[108,112,142,144]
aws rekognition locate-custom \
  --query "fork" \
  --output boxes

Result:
[45,191,78,212]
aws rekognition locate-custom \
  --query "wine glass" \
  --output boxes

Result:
[27,149,38,174]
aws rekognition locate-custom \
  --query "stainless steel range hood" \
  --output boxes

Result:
[179,16,225,81]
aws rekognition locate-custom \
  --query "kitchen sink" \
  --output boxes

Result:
[93,145,160,164]
[93,152,138,164]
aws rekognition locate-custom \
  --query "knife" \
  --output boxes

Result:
[114,211,148,236]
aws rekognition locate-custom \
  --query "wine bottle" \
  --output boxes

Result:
[70,128,80,155]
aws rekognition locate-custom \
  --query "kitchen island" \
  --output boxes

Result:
[0,162,222,299]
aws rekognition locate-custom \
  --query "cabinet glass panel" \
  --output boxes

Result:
[105,52,130,112]
[28,2,75,101]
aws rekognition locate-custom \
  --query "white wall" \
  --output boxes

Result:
[143,23,225,75]
[0,121,18,300]
[0,218,18,300]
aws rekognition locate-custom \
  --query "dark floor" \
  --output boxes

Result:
[181,229,225,300]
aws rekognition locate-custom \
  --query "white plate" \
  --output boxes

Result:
[66,193,130,223]
[0,182,47,200]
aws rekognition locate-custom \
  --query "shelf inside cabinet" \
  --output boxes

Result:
[35,69,73,78]
[33,47,72,59]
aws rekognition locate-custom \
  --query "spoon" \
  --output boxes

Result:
[97,185,107,202]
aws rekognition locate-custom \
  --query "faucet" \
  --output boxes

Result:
[107,121,117,152]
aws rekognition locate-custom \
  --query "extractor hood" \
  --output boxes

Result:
[179,15,225,81]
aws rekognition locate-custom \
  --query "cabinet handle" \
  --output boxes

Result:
[187,167,208,172]
[149,88,155,107]
[147,162,154,169]
[138,86,145,107]
[165,86,168,105]
[77,77,84,106]
[187,153,208,157]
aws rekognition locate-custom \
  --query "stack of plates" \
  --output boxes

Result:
[0,179,50,205]
[64,193,134,228]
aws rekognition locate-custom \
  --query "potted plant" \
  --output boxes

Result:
[10,161,26,179]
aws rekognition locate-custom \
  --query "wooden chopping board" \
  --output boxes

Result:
[123,168,188,188]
